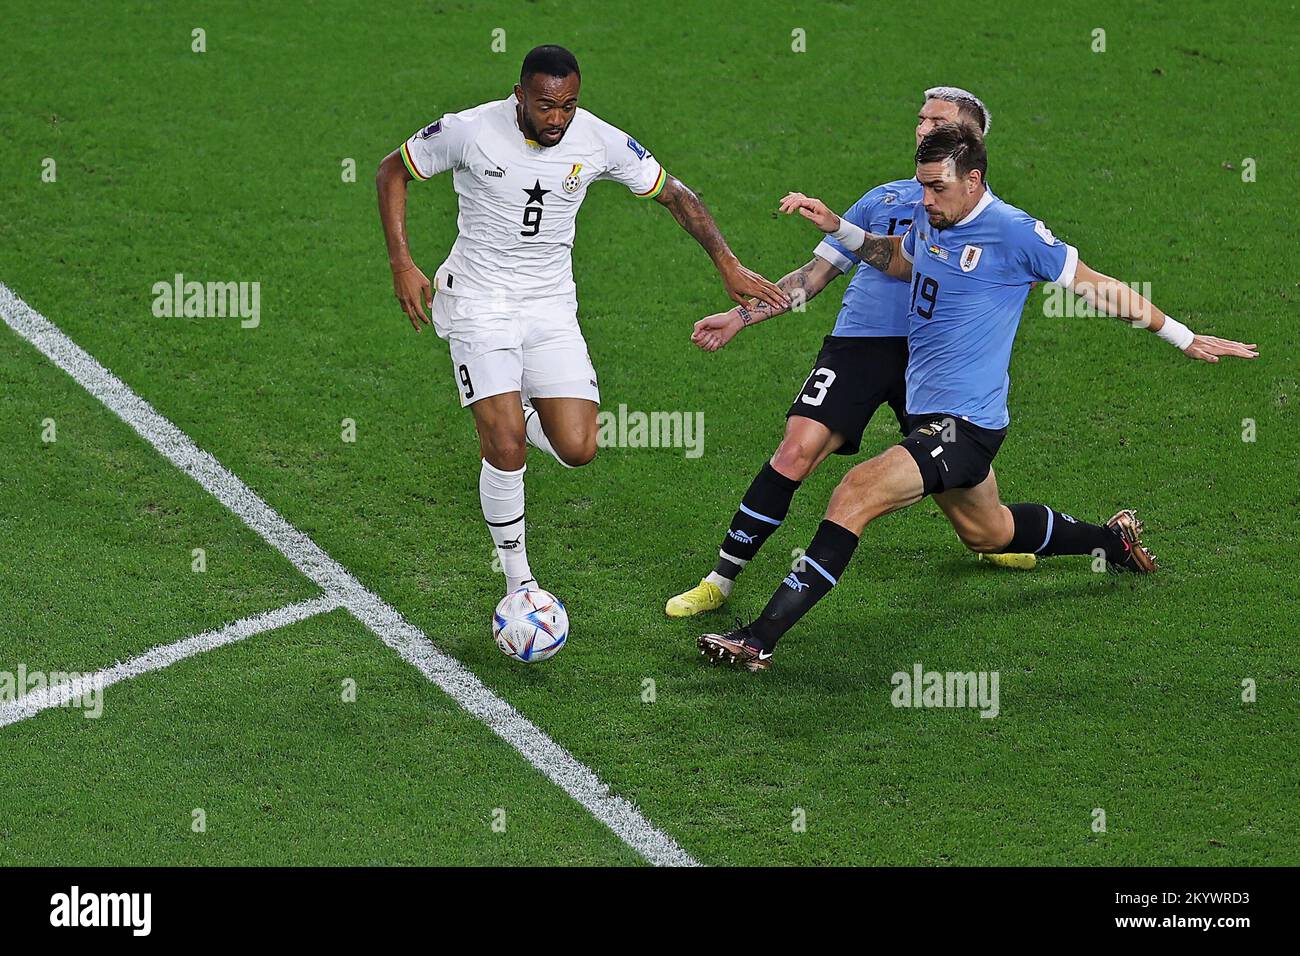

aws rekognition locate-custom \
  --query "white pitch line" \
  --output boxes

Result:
[0,282,698,868]
[0,595,340,729]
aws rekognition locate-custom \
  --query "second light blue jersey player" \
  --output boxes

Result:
[814,177,923,337]
[666,87,1039,621]
[899,188,1078,428]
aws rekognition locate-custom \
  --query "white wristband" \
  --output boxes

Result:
[830,217,866,251]
[1155,316,1195,350]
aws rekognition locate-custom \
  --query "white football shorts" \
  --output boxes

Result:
[432,292,600,408]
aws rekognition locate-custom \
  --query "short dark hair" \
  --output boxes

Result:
[521,45,580,84]
[915,122,987,181]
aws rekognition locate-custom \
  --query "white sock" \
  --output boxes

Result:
[523,402,575,469]
[705,571,735,597]
[479,459,535,592]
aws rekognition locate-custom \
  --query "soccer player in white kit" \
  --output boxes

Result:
[376,45,786,596]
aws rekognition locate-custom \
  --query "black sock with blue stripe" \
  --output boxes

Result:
[712,462,801,580]
[749,519,859,650]
[1002,503,1127,563]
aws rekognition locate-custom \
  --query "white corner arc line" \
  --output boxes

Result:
[0,595,340,729]
[0,283,698,868]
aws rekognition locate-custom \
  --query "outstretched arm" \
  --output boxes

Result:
[691,257,843,352]
[655,175,789,310]
[777,192,912,282]
[1068,262,1258,363]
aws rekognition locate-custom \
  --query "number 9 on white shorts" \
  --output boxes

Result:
[434,292,601,408]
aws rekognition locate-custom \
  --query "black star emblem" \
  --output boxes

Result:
[523,179,550,205]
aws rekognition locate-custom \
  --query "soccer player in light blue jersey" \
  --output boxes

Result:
[666,88,1033,619]
[700,122,1258,671]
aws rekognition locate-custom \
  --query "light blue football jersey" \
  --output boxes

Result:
[900,189,1078,428]
[813,178,922,337]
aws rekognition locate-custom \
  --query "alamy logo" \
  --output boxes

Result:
[595,404,704,459]
[782,572,809,592]
[1,665,102,718]
[1042,279,1154,323]
[50,886,151,936]
[727,528,756,545]
[152,273,260,328]
[891,662,1000,718]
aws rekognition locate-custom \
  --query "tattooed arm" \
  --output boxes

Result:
[777,191,912,282]
[690,257,843,352]
[850,233,908,280]
[655,174,789,310]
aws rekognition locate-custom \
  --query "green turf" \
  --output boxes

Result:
[0,318,317,674]
[0,610,639,865]
[1,0,1296,865]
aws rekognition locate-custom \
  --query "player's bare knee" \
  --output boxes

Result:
[482,435,527,471]
[770,441,817,482]
[839,458,883,495]
[558,439,597,467]
[826,468,886,528]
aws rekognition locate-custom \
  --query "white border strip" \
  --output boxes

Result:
[0,283,697,867]
[0,595,340,729]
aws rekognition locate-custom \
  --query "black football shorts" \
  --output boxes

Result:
[785,335,909,455]
[899,413,1008,496]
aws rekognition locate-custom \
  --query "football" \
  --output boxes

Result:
[492,588,568,662]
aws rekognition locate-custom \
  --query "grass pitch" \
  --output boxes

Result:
[1,0,1296,865]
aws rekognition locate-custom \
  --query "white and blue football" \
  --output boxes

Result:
[492,588,568,663]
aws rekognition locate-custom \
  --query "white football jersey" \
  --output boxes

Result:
[401,96,666,300]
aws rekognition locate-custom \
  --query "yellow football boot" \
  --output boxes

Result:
[665,579,727,617]
[978,552,1038,570]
